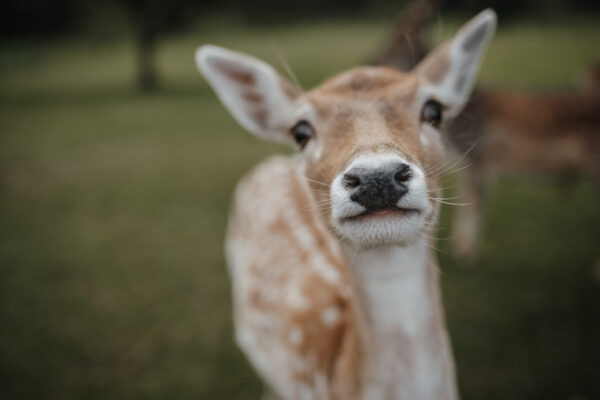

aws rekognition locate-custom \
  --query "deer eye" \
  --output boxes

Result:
[290,120,314,149]
[421,100,443,128]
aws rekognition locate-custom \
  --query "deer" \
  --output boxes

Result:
[368,0,436,71]
[446,76,600,260]
[371,2,600,261]
[195,10,496,399]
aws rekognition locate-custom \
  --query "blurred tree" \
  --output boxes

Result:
[121,0,197,92]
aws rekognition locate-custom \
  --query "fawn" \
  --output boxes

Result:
[195,10,496,399]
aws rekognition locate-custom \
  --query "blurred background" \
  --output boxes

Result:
[1,0,599,399]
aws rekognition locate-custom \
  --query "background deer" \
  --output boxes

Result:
[368,0,435,71]
[373,1,600,261]
[447,76,600,260]
[196,10,496,399]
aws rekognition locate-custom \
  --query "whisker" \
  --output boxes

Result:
[272,45,303,91]
[430,199,473,206]
[441,163,472,176]
[292,173,331,188]
[427,184,457,193]
[428,196,462,201]
[417,236,447,256]
[424,154,456,176]
[302,199,332,207]
[307,201,332,209]
[301,201,333,210]
[426,142,477,178]
[323,159,341,170]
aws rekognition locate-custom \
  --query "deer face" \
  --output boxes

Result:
[196,10,496,248]
[299,68,446,247]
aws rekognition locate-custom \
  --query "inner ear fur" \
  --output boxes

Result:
[414,9,497,117]
[195,45,301,143]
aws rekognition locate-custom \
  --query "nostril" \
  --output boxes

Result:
[343,173,361,189]
[394,164,412,184]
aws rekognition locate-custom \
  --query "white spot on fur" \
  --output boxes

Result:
[286,286,310,310]
[321,306,341,327]
[312,140,324,161]
[289,328,304,345]
[313,373,328,398]
[420,130,430,146]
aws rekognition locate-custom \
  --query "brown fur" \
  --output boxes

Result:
[301,67,444,227]
[226,65,451,398]
[449,89,600,173]
[230,157,365,399]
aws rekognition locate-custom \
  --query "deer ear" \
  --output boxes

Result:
[195,45,301,143]
[415,9,496,117]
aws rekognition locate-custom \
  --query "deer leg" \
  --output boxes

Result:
[593,158,600,284]
[451,164,485,263]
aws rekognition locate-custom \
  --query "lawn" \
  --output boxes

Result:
[1,16,599,399]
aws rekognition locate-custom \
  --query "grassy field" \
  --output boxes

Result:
[1,16,600,399]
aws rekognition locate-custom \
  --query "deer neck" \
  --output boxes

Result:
[345,241,458,400]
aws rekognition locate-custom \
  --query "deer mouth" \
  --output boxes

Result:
[344,207,420,222]
[334,205,425,246]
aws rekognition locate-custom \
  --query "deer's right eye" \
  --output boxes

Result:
[290,120,314,149]
[421,100,443,128]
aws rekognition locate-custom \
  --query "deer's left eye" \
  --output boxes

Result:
[290,120,314,149]
[421,100,443,128]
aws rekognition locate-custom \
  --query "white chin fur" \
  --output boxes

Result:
[334,212,426,248]
[329,153,430,248]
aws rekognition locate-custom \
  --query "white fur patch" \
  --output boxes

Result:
[289,327,304,346]
[286,285,310,310]
[348,242,458,400]
[320,306,341,327]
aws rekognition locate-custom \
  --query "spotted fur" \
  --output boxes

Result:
[197,10,496,399]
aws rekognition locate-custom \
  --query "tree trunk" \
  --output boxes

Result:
[135,22,158,92]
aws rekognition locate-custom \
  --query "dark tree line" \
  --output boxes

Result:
[2,0,598,92]
[5,0,598,39]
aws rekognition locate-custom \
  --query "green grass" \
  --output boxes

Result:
[1,17,600,399]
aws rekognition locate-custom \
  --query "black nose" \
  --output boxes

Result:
[343,163,411,211]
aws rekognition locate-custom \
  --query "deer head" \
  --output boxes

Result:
[196,10,496,249]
